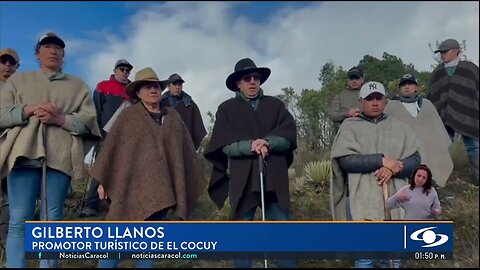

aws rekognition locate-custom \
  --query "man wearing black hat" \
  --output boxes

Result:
[160,73,206,150]
[204,58,297,268]
[427,38,479,186]
[79,59,134,218]
[328,66,365,124]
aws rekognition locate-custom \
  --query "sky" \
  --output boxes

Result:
[1,1,479,126]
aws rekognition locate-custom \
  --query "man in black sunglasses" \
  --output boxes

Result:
[0,48,20,88]
[79,59,134,218]
[0,47,20,249]
[328,66,365,124]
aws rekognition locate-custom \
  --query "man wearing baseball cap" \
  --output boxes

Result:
[0,32,101,268]
[328,66,365,124]
[160,73,206,150]
[0,47,20,252]
[0,48,20,87]
[385,74,453,188]
[79,58,134,218]
[427,38,479,186]
[331,81,422,268]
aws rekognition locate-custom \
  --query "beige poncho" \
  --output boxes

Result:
[330,116,422,221]
[0,71,101,180]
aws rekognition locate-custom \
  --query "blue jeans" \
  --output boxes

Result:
[6,167,71,268]
[347,198,401,268]
[446,125,479,185]
[232,200,297,268]
[97,209,169,268]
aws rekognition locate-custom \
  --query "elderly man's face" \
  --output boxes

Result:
[360,92,387,119]
[36,43,64,72]
[237,72,261,98]
[0,54,19,81]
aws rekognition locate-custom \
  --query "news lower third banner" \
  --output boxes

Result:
[25,221,453,260]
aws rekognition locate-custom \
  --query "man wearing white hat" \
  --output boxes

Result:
[330,81,422,267]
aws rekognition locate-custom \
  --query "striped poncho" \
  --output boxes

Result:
[427,61,479,139]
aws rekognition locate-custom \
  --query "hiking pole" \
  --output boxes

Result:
[382,182,394,268]
[258,155,268,269]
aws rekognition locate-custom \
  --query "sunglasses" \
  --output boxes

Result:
[118,67,131,73]
[241,74,261,82]
[0,55,17,66]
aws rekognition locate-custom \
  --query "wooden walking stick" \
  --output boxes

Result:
[382,182,394,268]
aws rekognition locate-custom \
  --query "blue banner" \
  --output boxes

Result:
[25,221,453,260]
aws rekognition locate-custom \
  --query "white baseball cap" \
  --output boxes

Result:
[359,81,386,99]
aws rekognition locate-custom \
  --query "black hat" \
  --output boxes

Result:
[347,66,364,78]
[36,32,65,51]
[168,73,185,84]
[225,58,271,91]
[399,73,419,86]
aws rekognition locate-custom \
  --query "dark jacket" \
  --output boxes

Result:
[204,94,297,218]
[161,91,207,150]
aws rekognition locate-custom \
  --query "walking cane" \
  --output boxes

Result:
[258,155,268,268]
[40,123,51,268]
[40,123,48,222]
[382,182,394,268]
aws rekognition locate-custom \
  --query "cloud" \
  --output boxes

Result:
[76,1,479,127]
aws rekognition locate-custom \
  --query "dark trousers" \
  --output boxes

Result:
[84,179,101,211]
[0,177,9,246]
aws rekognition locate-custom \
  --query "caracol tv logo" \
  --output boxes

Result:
[410,227,449,247]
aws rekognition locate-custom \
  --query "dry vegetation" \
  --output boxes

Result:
[0,140,478,268]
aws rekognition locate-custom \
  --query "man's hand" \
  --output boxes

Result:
[382,157,404,175]
[251,139,269,158]
[24,102,59,118]
[34,109,65,126]
[347,107,361,117]
[97,184,108,200]
[375,166,393,185]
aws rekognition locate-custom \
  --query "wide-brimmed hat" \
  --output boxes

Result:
[124,67,168,99]
[225,58,271,91]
